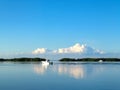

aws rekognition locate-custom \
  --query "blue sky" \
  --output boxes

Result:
[0,0,120,58]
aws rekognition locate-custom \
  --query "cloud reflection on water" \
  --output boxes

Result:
[33,63,85,79]
[33,63,106,79]
[54,65,84,79]
[34,64,49,75]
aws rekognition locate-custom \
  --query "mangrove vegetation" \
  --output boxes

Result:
[59,58,120,62]
[0,57,46,62]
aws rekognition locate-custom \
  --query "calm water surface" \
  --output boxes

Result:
[0,62,120,90]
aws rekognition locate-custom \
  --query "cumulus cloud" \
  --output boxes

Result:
[53,43,104,54]
[32,48,47,54]
[32,43,104,55]
[54,43,85,54]
[83,45,104,54]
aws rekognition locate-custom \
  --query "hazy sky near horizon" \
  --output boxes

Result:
[0,0,120,58]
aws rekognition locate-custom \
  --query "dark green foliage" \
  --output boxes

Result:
[0,58,6,61]
[59,58,120,62]
[59,58,77,61]
[0,58,46,62]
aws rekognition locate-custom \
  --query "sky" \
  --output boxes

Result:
[0,0,120,59]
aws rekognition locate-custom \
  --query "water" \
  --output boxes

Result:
[0,62,120,90]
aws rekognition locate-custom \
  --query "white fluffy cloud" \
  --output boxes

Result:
[32,43,104,55]
[54,43,85,53]
[32,48,47,54]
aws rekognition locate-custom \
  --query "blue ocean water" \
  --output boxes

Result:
[0,62,120,90]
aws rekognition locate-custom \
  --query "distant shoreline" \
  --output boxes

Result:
[0,57,120,62]
[0,58,46,62]
[59,58,120,62]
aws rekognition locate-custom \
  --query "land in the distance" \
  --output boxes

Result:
[0,57,120,62]
[59,58,120,62]
[0,58,46,62]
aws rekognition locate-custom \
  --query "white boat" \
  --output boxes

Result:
[41,60,49,65]
[98,60,103,63]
